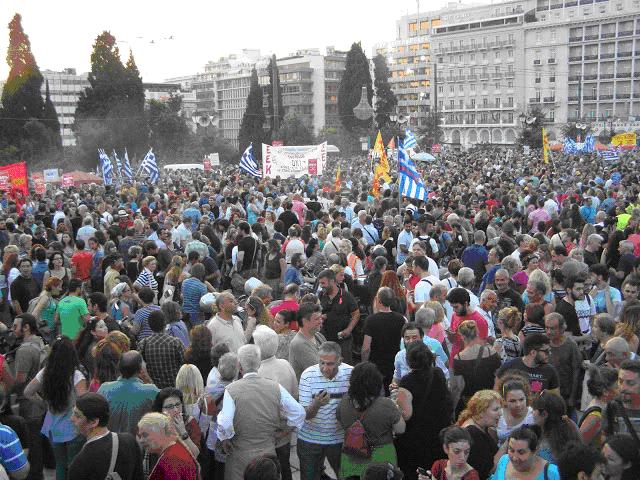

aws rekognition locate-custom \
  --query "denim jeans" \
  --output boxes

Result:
[51,436,84,480]
[297,438,342,480]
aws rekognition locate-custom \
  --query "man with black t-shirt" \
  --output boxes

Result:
[361,287,406,386]
[495,333,560,396]
[10,259,40,315]
[554,273,585,336]
[236,222,259,273]
[278,202,299,232]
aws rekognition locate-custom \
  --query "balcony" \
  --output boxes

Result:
[533,59,541,65]
[543,97,556,103]
[600,53,615,59]
[467,74,478,81]
[600,73,614,79]
[617,72,632,78]
[506,71,515,78]
[569,36,583,42]
[565,0,578,5]
[616,93,631,99]
[601,32,616,38]
[568,96,579,102]
[479,75,490,80]
[529,98,541,104]
[584,54,599,60]
[583,74,598,80]
[599,94,614,99]
[568,75,581,81]
[585,34,599,40]
[569,56,582,61]
[583,95,597,101]
[492,73,503,79]
[617,51,632,58]
[619,30,634,36]
[635,72,640,77]
[550,3,564,8]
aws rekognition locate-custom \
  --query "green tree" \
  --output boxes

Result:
[0,13,46,158]
[74,32,148,167]
[238,68,265,158]
[147,94,191,160]
[517,107,545,148]
[373,54,397,129]
[418,111,443,150]
[317,125,361,156]
[338,42,373,131]
[275,115,315,146]
[42,80,62,149]
[266,55,284,137]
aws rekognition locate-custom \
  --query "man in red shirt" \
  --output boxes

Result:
[137,413,198,480]
[70,239,93,282]
[446,287,488,366]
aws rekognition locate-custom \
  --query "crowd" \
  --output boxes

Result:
[0,147,636,480]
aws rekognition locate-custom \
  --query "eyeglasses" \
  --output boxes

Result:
[162,402,182,411]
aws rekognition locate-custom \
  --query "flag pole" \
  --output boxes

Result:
[397,136,402,214]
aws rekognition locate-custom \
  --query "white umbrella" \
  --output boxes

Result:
[412,152,436,162]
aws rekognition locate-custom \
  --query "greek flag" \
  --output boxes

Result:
[123,148,133,182]
[113,149,122,176]
[239,143,261,178]
[98,149,113,186]
[584,134,596,153]
[140,148,159,184]
[398,143,428,201]
[563,138,578,155]
[601,148,619,162]
[403,128,418,149]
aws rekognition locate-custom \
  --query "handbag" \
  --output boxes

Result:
[159,283,176,306]
[342,408,372,459]
[105,432,122,480]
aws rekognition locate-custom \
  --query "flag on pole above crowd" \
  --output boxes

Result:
[98,149,113,186]
[140,148,159,184]
[403,128,418,150]
[123,149,133,182]
[334,166,341,192]
[542,128,550,164]
[601,148,620,162]
[239,143,261,178]
[113,149,122,176]
[373,131,392,183]
[398,141,428,202]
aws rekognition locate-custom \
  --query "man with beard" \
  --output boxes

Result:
[603,359,640,437]
[494,268,525,313]
[555,273,586,337]
[495,333,560,396]
[318,269,359,364]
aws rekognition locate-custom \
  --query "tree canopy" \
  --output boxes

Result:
[338,42,373,131]
[238,67,266,157]
[373,54,397,129]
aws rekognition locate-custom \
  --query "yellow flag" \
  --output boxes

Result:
[334,166,341,192]
[612,132,636,146]
[373,131,392,183]
[542,127,550,164]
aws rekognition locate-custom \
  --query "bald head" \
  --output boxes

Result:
[605,337,630,367]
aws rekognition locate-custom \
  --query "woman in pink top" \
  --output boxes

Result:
[424,301,447,344]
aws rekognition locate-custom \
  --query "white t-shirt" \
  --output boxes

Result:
[415,275,441,304]
[575,296,596,334]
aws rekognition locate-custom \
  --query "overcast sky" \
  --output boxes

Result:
[0,0,464,83]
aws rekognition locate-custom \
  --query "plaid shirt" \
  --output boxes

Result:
[138,333,185,389]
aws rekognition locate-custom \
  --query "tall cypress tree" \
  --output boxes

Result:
[42,80,62,149]
[0,13,45,149]
[373,54,397,129]
[337,42,372,131]
[266,54,284,137]
[118,50,148,154]
[238,68,265,158]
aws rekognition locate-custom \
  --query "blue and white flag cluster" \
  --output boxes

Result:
[140,149,159,184]
[123,149,133,182]
[98,149,113,186]
[403,128,418,149]
[240,143,261,178]
[398,141,428,202]
[601,148,620,162]
[563,134,596,154]
[113,149,122,176]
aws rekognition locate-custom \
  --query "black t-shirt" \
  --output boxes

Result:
[306,201,322,214]
[363,312,405,376]
[10,276,40,313]
[496,288,525,313]
[583,249,600,267]
[496,357,560,396]
[278,210,299,232]
[238,236,259,271]
[555,298,581,336]
[320,288,359,341]
[68,432,143,480]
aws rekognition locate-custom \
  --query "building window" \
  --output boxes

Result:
[508,97,513,106]
[495,51,500,59]
[508,49,513,57]
[471,84,476,92]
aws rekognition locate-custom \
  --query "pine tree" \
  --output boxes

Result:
[266,55,284,136]
[0,13,45,151]
[373,54,397,129]
[337,42,373,131]
[275,115,315,146]
[118,50,148,154]
[238,68,265,158]
[42,80,62,149]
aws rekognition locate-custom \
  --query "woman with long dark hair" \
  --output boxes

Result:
[74,317,109,378]
[24,336,87,480]
[337,362,404,479]
[531,391,581,464]
[395,341,452,480]
[185,325,213,382]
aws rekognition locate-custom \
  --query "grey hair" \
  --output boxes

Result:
[480,289,497,301]
[252,325,279,360]
[160,301,181,323]
[500,257,521,275]
[331,227,342,238]
[415,307,436,330]
[620,240,634,251]
[218,352,239,381]
[319,341,342,359]
[457,267,475,289]
[252,284,273,299]
[237,344,262,374]
[138,412,173,435]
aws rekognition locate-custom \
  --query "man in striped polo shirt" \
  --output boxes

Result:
[297,341,352,480]
[0,423,29,479]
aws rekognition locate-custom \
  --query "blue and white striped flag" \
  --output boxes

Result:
[601,148,619,162]
[123,149,133,182]
[98,149,113,186]
[113,149,122,176]
[584,134,596,153]
[403,128,418,149]
[140,148,159,184]
[398,142,428,202]
[239,143,261,178]
[563,138,578,155]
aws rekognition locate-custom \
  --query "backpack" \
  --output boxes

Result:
[342,409,372,459]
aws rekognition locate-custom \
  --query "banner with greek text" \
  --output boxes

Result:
[262,142,326,179]
[0,162,28,195]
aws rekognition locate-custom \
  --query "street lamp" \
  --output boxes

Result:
[353,85,375,152]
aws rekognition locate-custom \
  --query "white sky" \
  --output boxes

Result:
[0,0,467,83]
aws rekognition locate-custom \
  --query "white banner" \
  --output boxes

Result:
[209,153,220,166]
[43,168,60,182]
[262,142,326,179]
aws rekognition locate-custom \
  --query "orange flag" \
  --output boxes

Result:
[334,166,341,192]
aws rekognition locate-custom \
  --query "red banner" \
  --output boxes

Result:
[431,144,441,153]
[61,174,74,187]
[0,162,28,195]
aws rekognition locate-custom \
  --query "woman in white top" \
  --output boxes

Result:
[496,374,535,446]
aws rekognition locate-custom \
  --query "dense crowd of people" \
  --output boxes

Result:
[0,147,637,480]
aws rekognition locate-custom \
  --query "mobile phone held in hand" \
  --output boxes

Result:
[417,468,432,479]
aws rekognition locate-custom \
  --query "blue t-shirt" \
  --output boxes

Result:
[284,266,303,286]
[181,278,208,315]
[0,425,27,474]
[592,286,622,314]
[491,454,559,480]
